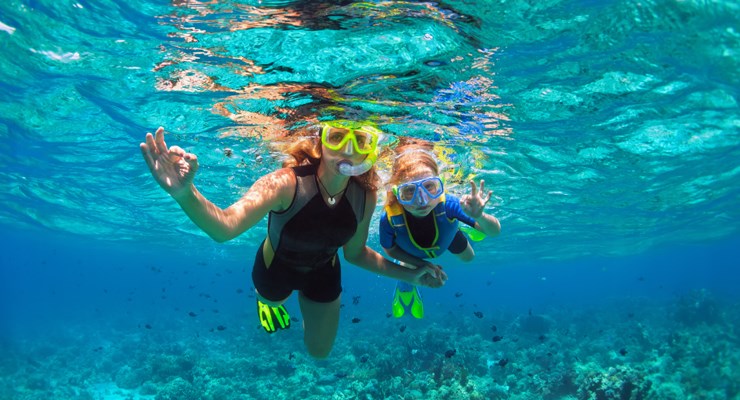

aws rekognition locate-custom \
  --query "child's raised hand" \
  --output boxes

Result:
[460,179,492,219]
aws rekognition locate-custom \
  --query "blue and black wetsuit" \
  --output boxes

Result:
[252,164,366,303]
[379,194,475,259]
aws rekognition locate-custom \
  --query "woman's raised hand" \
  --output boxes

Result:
[140,127,199,198]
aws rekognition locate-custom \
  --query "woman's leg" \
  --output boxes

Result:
[298,293,341,359]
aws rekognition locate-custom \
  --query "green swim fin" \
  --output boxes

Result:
[460,225,486,242]
[257,299,291,333]
[391,281,424,319]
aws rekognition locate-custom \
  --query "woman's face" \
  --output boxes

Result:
[398,166,442,217]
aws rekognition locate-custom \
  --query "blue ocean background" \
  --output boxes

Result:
[1,0,739,399]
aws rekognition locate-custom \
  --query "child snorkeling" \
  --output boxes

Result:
[379,143,501,318]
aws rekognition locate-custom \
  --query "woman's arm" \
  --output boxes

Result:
[172,169,293,242]
[383,245,442,271]
[141,127,293,242]
[343,191,446,287]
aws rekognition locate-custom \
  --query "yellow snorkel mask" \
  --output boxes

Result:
[321,120,381,176]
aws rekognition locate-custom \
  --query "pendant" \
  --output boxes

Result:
[328,196,336,205]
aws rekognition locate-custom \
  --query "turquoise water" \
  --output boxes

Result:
[1,0,739,399]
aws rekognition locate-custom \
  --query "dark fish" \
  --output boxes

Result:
[236,289,244,294]
[216,325,226,331]
[145,324,152,329]
[351,318,361,323]
[497,358,509,367]
[291,317,299,323]
[353,296,360,305]
[474,311,484,319]
[492,335,504,342]
[619,348,628,356]
[528,309,532,316]
[444,349,456,358]
[400,325,407,333]
[188,311,197,317]
[360,355,369,363]
[538,335,546,342]
[454,292,463,298]
[385,313,392,318]
[93,346,103,352]
[289,353,295,360]
[491,325,497,332]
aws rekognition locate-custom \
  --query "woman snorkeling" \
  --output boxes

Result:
[140,121,446,358]
[379,143,501,319]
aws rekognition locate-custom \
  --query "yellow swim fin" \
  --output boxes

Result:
[257,299,291,333]
[391,282,424,319]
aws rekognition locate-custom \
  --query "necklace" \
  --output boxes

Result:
[316,175,346,205]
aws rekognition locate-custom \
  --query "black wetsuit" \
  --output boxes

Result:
[252,164,366,302]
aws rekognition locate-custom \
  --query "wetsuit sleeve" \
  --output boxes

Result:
[445,195,476,227]
[379,212,396,249]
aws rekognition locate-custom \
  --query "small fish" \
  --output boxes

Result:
[351,318,361,323]
[353,296,361,305]
[288,353,295,360]
[360,355,369,363]
[188,311,197,317]
[538,335,546,342]
[236,288,244,294]
[491,325,497,332]
[93,346,103,352]
[497,358,509,367]
[619,348,628,356]
[291,317,299,323]
[216,325,226,331]
[454,292,463,298]
[144,324,152,329]
[424,60,446,67]
[444,349,456,358]
[492,335,504,342]
[400,325,407,333]
[474,311,484,319]
[386,313,392,318]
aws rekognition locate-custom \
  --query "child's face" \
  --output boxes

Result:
[398,166,443,217]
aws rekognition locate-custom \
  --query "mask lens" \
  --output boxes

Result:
[422,178,443,197]
[398,184,417,202]
[325,128,349,147]
[353,130,374,152]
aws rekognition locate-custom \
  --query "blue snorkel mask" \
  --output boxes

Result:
[393,176,445,206]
